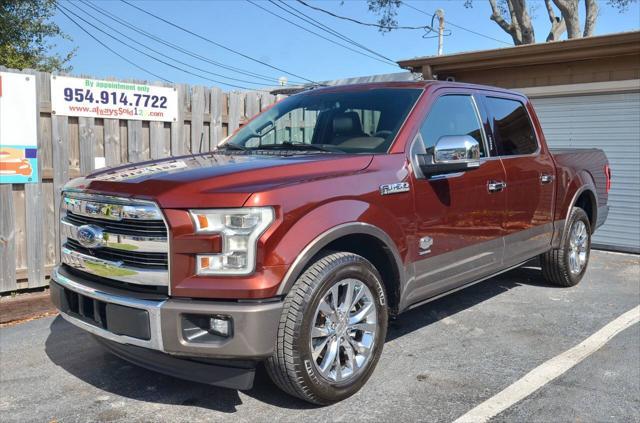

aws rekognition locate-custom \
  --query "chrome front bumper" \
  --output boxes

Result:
[50,266,283,359]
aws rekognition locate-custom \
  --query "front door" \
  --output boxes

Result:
[404,92,507,307]
[481,94,555,266]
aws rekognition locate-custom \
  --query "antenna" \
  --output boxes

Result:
[198,132,204,153]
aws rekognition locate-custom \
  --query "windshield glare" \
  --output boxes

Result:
[225,88,422,154]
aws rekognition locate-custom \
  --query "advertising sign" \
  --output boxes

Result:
[50,75,178,122]
[0,72,38,184]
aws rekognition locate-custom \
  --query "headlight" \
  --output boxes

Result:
[190,207,275,275]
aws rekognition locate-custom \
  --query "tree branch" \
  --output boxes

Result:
[488,0,515,34]
[545,0,566,41]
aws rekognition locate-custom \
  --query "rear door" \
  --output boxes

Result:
[480,94,555,266]
[406,91,507,306]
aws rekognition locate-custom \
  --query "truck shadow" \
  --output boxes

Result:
[44,263,554,412]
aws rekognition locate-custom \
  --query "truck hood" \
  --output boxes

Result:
[65,153,373,208]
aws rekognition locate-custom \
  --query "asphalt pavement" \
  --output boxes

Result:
[1,250,638,422]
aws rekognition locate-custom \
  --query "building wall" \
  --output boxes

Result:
[429,54,640,88]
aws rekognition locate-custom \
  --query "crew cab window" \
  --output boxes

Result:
[485,97,538,156]
[226,88,421,154]
[419,95,486,157]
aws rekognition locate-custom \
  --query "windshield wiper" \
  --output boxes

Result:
[255,142,344,153]
[216,143,247,151]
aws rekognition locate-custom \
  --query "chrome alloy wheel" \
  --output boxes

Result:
[569,220,589,274]
[309,278,377,383]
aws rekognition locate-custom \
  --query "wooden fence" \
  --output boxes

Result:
[0,68,283,294]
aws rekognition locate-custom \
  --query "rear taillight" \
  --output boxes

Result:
[605,164,612,193]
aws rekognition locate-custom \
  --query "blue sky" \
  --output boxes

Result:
[53,0,640,89]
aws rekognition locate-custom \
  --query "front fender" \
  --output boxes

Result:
[264,199,408,295]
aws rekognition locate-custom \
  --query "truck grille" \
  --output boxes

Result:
[65,239,168,269]
[60,191,170,288]
[64,211,167,237]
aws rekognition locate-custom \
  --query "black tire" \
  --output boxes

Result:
[541,207,592,287]
[265,252,388,405]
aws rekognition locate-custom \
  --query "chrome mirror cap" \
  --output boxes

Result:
[434,135,481,163]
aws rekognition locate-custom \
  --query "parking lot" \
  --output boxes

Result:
[1,250,638,422]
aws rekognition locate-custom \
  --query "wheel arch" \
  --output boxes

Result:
[276,223,405,315]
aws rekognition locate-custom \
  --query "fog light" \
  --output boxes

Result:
[181,314,233,343]
[209,316,231,337]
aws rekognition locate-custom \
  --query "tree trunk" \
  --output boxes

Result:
[553,0,582,39]
[584,0,599,36]
[511,0,535,44]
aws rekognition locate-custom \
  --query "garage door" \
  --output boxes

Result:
[532,91,640,253]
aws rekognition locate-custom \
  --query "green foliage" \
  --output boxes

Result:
[0,0,75,72]
[366,0,402,33]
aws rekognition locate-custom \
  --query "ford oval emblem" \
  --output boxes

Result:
[76,224,104,249]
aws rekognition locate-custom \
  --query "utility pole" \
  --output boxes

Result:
[435,9,445,56]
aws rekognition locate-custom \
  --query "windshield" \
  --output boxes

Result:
[223,88,422,154]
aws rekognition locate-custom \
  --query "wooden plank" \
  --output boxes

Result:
[26,69,46,288]
[13,188,26,278]
[228,92,243,133]
[52,115,69,262]
[171,84,186,156]
[150,122,169,159]
[68,117,80,170]
[79,117,96,175]
[210,87,224,148]
[245,91,260,120]
[261,93,276,110]
[37,72,52,170]
[127,120,143,162]
[43,182,56,267]
[25,182,45,288]
[95,118,105,159]
[119,121,128,163]
[0,186,17,293]
[190,86,206,153]
[104,119,120,166]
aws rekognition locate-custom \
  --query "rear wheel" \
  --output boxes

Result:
[541,207,591,287]
[266,252,388,405]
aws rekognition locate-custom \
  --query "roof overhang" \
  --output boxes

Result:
[397,31,640,74]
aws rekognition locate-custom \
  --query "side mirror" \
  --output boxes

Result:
[417,135,481,177]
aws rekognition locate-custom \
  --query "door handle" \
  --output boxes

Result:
[540,174,554,184]
[487,180,507,193]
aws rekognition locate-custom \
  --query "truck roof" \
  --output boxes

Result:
[295,80,525,99]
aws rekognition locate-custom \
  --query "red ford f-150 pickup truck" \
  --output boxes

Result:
[51,81,610,404]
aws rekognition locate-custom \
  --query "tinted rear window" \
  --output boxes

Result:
[486,97,538,156]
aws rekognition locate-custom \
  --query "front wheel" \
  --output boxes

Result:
[541,207,592,287]
[266,252,388,405]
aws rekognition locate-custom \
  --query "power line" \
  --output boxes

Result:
[69,1,272,88]
[55,6,173,83]
[246,0,398,67]
[81,0,302,85]
[58,3,258,90]
[295,0,437,33]
[120,0,317,84]
[401,1,512,46]
[272,0,396,64]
